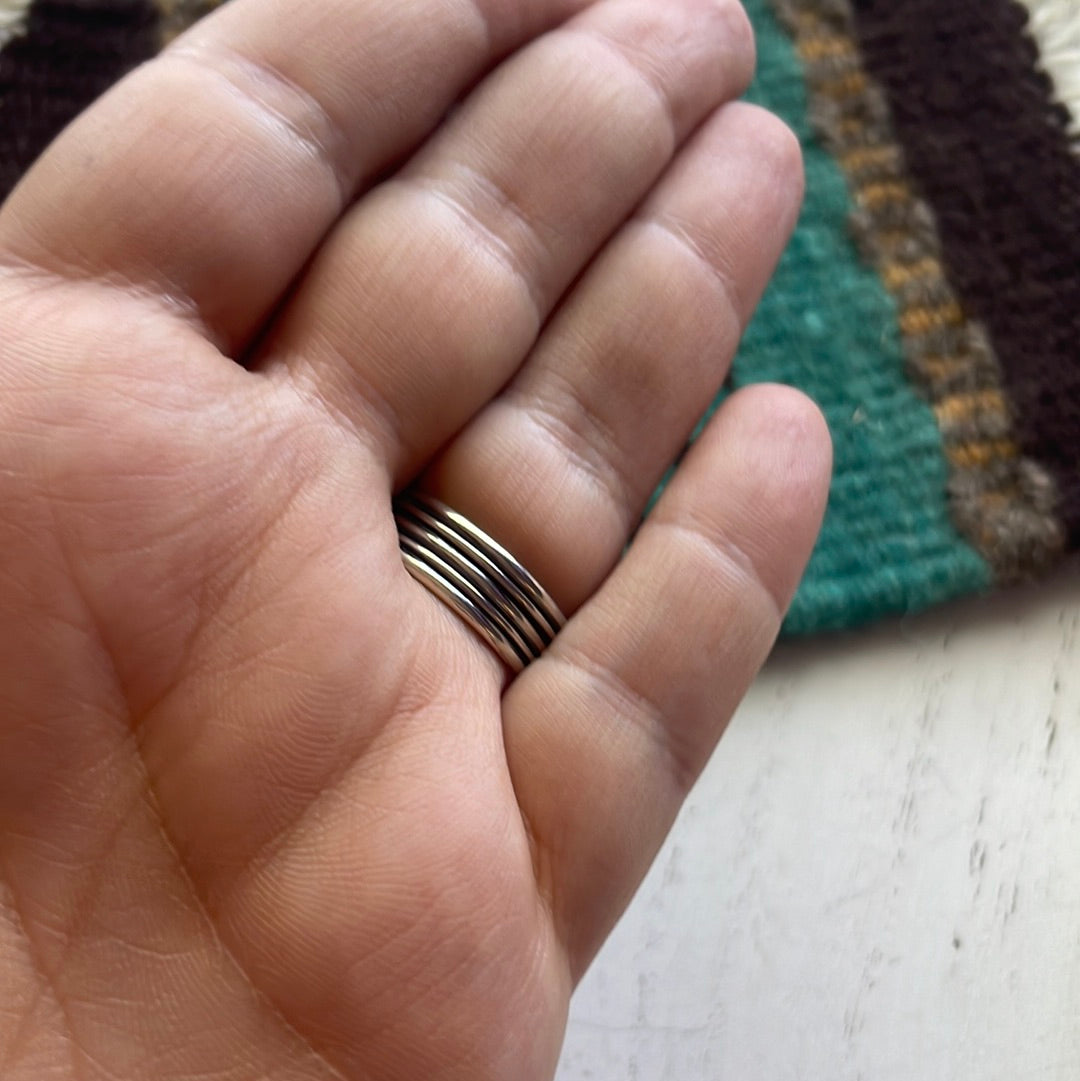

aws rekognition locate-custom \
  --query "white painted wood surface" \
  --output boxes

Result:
[558,565,1080,1080]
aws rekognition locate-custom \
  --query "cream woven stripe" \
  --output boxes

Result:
[1017,0,1080,138]
[0,0,32,49]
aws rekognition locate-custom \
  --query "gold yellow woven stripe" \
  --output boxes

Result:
[934,389,1010,427]
[898,300,965,337]
[949,440,1021,470]
[880,256,943,290]
[797,33,858,61]
[856,179,914,209]
[813,70,869,99]
[839,144,903,176]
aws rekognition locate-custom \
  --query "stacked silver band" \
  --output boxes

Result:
[394,491,566,673]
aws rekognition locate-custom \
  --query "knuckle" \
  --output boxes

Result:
[573,28,680,153]
[163,41,354,207]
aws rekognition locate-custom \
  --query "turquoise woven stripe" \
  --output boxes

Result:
[730,0,991,633]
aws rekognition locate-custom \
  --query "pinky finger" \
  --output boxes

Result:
[502,384,831,977]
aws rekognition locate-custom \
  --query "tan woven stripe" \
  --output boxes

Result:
[772,0,1065,580]
[154,0,223,45]
[0,0,32,50]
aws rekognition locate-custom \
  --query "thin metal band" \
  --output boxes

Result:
[394,490,566,672]
[398,532,539,665]
[396,501,558,643]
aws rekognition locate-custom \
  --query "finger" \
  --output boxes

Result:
[261,0,756,475]
[504,385,832,977]
[423,102,803,612]
[0,0,596,351]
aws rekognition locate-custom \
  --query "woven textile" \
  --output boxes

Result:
[1,0,1078,634]
[739,0,1080,632]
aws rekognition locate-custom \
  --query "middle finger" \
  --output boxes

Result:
[259,0,755,475]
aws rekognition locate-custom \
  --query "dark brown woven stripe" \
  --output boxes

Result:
[0,0,159,203]
[850,0,1080,543]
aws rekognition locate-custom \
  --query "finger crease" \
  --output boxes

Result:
[398,173,547,331]
[653,514,786,624]
[547,644,695,793]
[568,25,680,154]
[165,43,355,210]
[515,389,637,527]
[639,214,747,329]
[281,355,404,469]
[0,248,217,346]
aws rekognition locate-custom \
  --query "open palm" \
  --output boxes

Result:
[0,1,829,1078]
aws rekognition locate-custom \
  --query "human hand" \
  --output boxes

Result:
[0,1,830,1077]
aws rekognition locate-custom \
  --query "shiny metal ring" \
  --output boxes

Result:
[393,490,566,672]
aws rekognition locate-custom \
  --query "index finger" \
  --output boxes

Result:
[0,0,596,352]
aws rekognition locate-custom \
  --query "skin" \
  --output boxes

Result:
[0,0,831,1078]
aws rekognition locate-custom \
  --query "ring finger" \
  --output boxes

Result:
[422,101,806,614]
[259,0,756,477]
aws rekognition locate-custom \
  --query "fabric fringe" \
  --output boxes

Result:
[0,0,32,48]
[1017,0,1080,140]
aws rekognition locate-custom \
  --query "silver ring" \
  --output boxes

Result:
[393,490,566,672]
